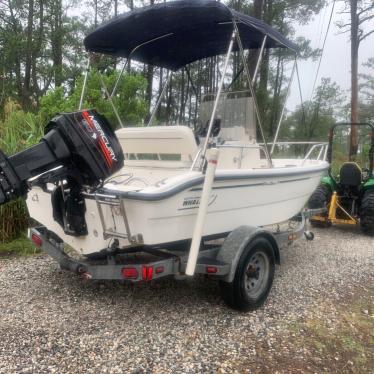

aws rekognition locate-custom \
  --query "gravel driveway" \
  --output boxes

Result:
[0,226,373,373]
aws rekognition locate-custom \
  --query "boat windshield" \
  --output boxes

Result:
[197,91,256,143]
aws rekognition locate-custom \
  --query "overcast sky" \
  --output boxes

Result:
[287,1,374,112]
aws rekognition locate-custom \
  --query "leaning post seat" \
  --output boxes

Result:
[339,162,362,186]
[115,126,198,167]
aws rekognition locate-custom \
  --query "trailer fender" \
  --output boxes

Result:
[217,226,280,283]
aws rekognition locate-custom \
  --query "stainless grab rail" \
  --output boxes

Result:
[261,142,329,164]
[217,144,271,168]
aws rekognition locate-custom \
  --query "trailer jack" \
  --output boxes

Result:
[311,191,357,226]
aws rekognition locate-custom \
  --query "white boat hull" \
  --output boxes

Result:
[118,168,324,245]
[26,163,327,255]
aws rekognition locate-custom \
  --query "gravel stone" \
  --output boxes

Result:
[0,226,373,373]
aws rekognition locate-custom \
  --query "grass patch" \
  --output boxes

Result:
[292,286,374,373]
[0,236,40,257]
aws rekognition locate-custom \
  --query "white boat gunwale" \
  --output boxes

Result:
[93,162,329,201]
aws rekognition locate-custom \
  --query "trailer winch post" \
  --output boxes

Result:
[186,148,219,276]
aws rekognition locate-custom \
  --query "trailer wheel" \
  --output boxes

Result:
[360,189,374,235]
[219,236,275,312]
[308,184,332,228]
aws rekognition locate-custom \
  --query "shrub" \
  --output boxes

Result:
[0,100,44,243]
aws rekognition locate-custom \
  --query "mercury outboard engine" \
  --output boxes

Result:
[0,109,124,236]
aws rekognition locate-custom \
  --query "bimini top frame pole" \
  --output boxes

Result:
[271,56,297,154]
[79,33,175,127]
[196,29,237,170]
[252,35,267,85]
[147,72,172,127]
[77,55,125,127]
[110,33,174,99]
[110,59,130,99]
[79,58,91,110]
[233,20,272,167]
[191,20,275,170]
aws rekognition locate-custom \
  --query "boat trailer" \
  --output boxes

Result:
[28,208,323,310]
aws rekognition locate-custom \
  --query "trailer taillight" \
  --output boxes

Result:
[121,268,138,279]
[206,266,217,274]
[141,265,153,281]
[31,233,42,247]
[155,266,164,274]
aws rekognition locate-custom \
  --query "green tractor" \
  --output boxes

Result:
[308,123,374,234]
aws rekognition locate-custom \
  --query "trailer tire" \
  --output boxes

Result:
[308,184,332,228]
[360,189,374,235]
[219,236,275,312]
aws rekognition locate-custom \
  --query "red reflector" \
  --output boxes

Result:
[155,266,164,274]
[121,268,138,279]
[142,265,147,280]
[31,233,42,247]
[206,266,218,274]
[147,266,153,280]
[141,266,154,281]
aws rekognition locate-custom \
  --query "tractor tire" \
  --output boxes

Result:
[308,184,332,228]
[360,189,374,235]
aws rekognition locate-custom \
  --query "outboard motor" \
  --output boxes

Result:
[0,109,124,236]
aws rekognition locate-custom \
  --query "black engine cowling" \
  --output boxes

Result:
[0,109,124,236]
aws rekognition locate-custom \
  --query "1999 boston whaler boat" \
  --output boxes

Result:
[0,0,329,310]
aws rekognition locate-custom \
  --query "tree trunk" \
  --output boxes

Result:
[94,0,98,27]
[7,1,23,100]
[145,0,155,119]
[179,69,186,123]
[32,0,44,101]
[51,0,63,87]
[269,52,282,137]
[156,68,163,120]
[166,77,173,121]
[146,65,154,118]
[349,0,359,159]
[23,0,34,108]
[114,0,118,16]
[113,0,118,69]
[127,0,134,72]
[258,48,269,117]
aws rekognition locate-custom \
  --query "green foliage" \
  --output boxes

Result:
[360,57,374,100]
[0,236,39,257]
[281,78,345,142]
[329,125,373,176]
[0,100,44,154]
[39,70,148,127]
[38,87,71,123]
[358,58,374,123]
[0,100,45,243]
[0,199,29,243]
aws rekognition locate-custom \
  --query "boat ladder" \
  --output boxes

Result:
[94,193,142,244]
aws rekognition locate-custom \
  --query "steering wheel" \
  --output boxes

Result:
[211,118,221,137]
[362,167,370,180]
[194,119,207,137]
[195,118,221,137]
